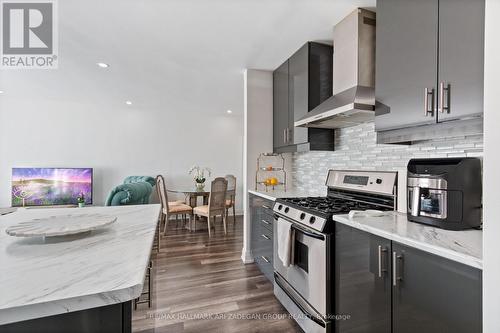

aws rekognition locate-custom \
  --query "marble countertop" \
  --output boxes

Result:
[248,188,326,201]
[333,212,482,270]
[0,207,17,215]
[0,204,161,325]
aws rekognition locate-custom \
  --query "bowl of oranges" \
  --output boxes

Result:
[264,177,279,186]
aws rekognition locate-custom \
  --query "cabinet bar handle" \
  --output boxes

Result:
[261,256,270,263]
[378,246,382,277]
[283,129,287,143]
[392,251,397,286]
[393,252,404,287]
[424,87,435,116]
[262,205,272,210]
[378,245,387,278]
[261,219,271,225]
[261,234,270,240]
[439,82,450,114]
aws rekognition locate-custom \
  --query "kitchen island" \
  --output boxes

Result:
[0,204,160,332]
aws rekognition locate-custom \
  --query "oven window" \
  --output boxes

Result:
[294,240,309,273]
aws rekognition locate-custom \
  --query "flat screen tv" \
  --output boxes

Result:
[11,168,93,207]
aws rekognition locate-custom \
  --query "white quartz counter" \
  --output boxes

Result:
[333,212,482,270]
[248,188,326,201]
[0,204,161,325]
[0,207,16,216]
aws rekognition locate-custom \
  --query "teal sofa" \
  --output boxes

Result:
[105,176,156,206]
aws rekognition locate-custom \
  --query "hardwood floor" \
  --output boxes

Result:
[132,216,301,333]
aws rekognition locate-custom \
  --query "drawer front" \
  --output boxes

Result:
[255,255,274,282]
[259,215,273,232]
[254,227,273,257]
[260,201,274,218]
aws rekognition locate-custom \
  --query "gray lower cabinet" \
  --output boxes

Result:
[335,223,392,333]
[336,224,482,333]
[375,0,484,141]
[392,241,482,333]
[249,194,274,281]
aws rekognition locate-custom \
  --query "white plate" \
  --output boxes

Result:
[5,213,117,237]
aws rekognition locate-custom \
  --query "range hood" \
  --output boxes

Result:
[295,8,376,129]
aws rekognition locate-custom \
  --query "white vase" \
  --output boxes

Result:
[195,182,205,190]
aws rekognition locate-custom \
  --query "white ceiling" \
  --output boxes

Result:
[0,0,375,115]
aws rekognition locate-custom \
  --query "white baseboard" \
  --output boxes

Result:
[241,248,254,264]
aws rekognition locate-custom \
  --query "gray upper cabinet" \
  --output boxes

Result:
[376,0,485,140]
[288,43,309,146]
[438,0,485,121]
[273,42,335,153]
[273,61,289,149]
[375,0,439,131]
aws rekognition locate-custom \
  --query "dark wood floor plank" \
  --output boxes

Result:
[132,216,301,333]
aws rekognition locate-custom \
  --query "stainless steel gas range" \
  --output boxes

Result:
[272,170,398,333]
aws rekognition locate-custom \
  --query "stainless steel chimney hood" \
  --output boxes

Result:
[295,8,376,129]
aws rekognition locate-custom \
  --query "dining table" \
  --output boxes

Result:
[166,186,210,231]
[166,186,210,208]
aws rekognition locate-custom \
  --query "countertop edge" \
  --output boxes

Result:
[0,204,160,325]
[248,189,278,201]
[0,284,144,325]
[332,215,483,270]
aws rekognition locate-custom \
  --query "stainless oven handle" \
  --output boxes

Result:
[291,224,325,241]
[274,273,326,328]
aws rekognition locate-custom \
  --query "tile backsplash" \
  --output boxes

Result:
[292,122,483,194]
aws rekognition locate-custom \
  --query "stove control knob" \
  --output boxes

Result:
[278,204,283,211]
[309,216,316,224]
[284,207,290,213]
[300,213,306,220]
[376,178,383,184]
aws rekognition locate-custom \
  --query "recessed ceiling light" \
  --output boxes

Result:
[125,101,132,105]
[96,62,109,68]
[0,91,3,94]
[227,110,232,114]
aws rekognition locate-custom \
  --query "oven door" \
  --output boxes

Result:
[273,215,329,317]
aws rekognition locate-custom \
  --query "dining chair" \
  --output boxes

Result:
[193,177,228,237]
[224,175,237,224]
[156,175,193,235]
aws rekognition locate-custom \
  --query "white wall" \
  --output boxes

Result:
[0,98,244,210]
[483,0,500,331]
[242,69,273,263]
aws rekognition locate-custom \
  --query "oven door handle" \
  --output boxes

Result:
[291,224,325,241]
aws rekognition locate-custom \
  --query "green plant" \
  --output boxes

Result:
[77,193,85,204]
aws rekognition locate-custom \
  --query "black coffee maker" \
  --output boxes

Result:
[407,158,482,230]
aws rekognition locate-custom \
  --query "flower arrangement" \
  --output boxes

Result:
[77,193,85,207]
[189,165,211,188]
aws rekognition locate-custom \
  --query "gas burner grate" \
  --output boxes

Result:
[280,196,388,215]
